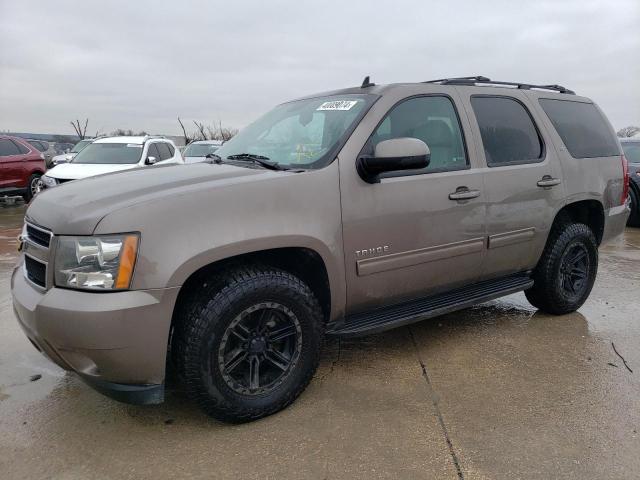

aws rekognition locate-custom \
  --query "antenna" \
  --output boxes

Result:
[361,76,375,88]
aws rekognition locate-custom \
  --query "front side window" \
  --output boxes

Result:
[72,143,143,164]
[146,143,161,161]
[156,143,172,160]
[471,96,543,166]
[539,99,620,158]
[367,96,468,173]
[215,94,376,169]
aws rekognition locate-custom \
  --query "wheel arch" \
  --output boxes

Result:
[552,199,605,245]
[170,245,335,332]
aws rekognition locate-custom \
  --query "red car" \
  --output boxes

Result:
[0,135,46,202]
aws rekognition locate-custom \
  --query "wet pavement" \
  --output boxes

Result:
[1,202,638,479]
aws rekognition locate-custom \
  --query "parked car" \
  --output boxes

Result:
[26,139,57,168]
[0,135,46,202]
[621,137,640,226]
[54,142,75,154]
[39,135,183,189]
[183,140,224,163]
[12,76,629,422]
[51,138,93,165]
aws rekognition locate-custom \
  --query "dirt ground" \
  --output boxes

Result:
[1,202,638,479]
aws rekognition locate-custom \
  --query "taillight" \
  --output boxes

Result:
[621,154,629,205]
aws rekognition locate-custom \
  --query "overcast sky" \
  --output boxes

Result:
[1,0,638,136]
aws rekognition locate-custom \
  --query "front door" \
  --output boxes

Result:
[339,90,487,313]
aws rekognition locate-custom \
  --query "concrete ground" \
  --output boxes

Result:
[1,202,638,480]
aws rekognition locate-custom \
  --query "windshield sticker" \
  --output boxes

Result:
[126,144,143,148]
[316,100,359,111]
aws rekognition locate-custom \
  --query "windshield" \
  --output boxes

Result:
[622,142,640,164]
[71,139,92,153]
[71,143,143,164]
[184,143,221,157]
[215,94,376,169]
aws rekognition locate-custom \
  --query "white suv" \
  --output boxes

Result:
[39,136,183,189]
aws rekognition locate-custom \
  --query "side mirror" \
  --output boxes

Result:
[145,156,157,165]
[356,137,430,184]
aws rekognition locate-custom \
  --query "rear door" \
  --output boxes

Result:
[0,138,25,188]
[339,87,487,312]
[458,90,565,278]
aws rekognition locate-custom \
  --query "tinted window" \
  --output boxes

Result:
[12,140,30,154]
[0,139,21,156]
[539,99,619,158]
[28,140,46,152]
[146,143,161,160]
[156,143,172,160]
[370,96,467,173]
[471,96,543,165]
[622,142,640,164]
[167,143,175,157]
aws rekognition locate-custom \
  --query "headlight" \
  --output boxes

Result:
[40,175,58,188]
[54,234,139,290]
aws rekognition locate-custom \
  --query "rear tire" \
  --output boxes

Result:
[173,266,324,423]
[628,187,640,227]
[23,173,42,202]
[525,223,598,315]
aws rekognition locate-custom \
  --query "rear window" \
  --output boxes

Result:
[539,99,620,158]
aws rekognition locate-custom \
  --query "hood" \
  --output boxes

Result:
[27,163,274,234]
[184,156,207,164]
[46,162,136,180]
[52,152,76,163]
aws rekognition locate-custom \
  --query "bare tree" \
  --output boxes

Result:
[617,126,640,138]
[109,128,148,136]
[70,118,89,139]
[193,121,207,141]
[179,117,238,143]
[178,117,196,144]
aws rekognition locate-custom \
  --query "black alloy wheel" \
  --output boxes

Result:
[217,302,302,396]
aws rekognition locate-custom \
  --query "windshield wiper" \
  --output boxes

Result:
[226,153,285,171]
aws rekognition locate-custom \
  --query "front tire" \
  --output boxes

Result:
[23,173,42,202]
[525,223,598,315]
[173,266,324,423]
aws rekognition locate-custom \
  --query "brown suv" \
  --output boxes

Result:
[12,76,630,422]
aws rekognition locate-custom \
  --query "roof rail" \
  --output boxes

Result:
[424,76,575,95]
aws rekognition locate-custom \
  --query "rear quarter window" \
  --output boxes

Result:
[539,99,620,158]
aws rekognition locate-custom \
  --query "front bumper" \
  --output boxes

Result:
[11,263,180,405]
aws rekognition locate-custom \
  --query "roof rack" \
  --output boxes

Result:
[424,76,575,95]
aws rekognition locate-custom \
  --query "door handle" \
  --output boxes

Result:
[449,187,481,201]
[537,176,561,188]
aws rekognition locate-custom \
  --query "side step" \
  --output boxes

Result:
[328,273,533,337]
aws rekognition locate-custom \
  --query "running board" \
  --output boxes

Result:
[328,273,533,337]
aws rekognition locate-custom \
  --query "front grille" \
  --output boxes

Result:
[25,255,47,288]
[26,224,51,248]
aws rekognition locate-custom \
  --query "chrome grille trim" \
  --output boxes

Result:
[23,221,52,291]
